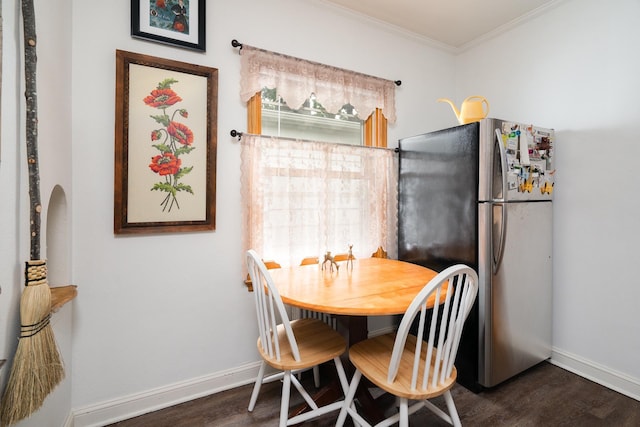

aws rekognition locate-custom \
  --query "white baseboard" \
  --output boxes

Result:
[550,347,640,401]
[62,412,74,427]
[71,362,263,427]
[70,326,395,427]
[72,344,640,426]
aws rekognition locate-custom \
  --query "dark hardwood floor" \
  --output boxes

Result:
[107,362,640,426]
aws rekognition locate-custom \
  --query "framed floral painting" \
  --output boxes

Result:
[114,50,217,234]
[131,0,206,52]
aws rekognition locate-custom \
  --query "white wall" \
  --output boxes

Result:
[68,0,455,423]
[456,0,640,395]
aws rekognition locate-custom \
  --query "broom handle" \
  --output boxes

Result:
[22,0,41,261]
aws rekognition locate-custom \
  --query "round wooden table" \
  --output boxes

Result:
[269,257,440,316]
[269,257,440,424]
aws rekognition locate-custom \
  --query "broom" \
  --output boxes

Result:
[0,1,65,425]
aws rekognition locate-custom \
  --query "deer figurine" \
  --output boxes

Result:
[322,251,339,273]
[346,244,355,270]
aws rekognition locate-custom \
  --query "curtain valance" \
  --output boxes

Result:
[239,45,397,124]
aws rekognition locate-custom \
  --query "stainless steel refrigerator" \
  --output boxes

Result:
[398,118,554,390]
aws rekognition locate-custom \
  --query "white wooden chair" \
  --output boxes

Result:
[371,246,388,259]
[244,259,280,292]
[333,253,354,262]
[336,264,479,427]
[246,250,350,426]
[299,256,319,266]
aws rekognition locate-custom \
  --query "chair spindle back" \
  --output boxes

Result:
[388,264,478,392]
[247,249,301,362]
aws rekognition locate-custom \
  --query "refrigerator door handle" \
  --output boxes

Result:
[493,202,507,273]
[495,129,508,202]
[493,129,508,273]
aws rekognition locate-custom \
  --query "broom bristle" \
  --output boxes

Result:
[0,262,65,427]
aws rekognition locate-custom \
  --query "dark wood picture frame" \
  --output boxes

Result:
[114,50,217,234]
[131,0,206,52]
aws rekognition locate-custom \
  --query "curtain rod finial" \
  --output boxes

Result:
[231,39,243,49]
[395,80,402,86]
[230,129,243,140]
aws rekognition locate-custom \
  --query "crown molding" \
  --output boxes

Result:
[312,0,567,55]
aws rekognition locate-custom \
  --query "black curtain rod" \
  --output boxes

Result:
[231,39,401,87]
[230,129,399,152]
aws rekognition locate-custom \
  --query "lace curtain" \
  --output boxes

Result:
[239,45,397,123]
[241,134,398,267]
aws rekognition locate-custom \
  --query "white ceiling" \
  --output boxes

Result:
[322,0,560,50]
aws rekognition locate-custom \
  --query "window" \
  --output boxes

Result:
[240,134,397,267]
[239,45,397,267]
[248,91,388,148]
[261,88,363,146]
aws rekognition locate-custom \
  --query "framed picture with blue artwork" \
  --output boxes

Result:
[131,0,206,52]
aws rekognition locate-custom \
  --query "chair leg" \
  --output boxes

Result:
[399,397,409,427]
[333,356,349,396]
[313,365,320,388]
[336,370,362,427]
[280,370,292,427]
[248,361,266,411]
[290,374,319,409]
[443,390,462,427]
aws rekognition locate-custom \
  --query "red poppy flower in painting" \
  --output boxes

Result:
[144,78,195,212]
[156,0,166,8]
[143,88,182,108]
[149,152,182,176]
[167,121,194,146]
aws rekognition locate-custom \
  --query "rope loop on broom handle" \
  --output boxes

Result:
[25,259,47,286]
[19,314,51,339]
[21,259,51,337]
